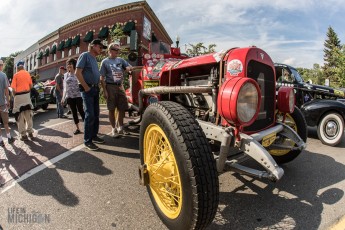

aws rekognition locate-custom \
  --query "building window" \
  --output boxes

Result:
[76,46,80,54]
[68,49,72,56]
[53,54,56,61]
[46,56,49,64]
[61,51,65,59]
[126,36,130,45]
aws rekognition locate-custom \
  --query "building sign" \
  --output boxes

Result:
[143,16,151,40]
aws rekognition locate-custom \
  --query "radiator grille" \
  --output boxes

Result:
[244,60,275,132]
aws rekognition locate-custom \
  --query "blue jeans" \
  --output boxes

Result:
[56,93,64,116]
[81,87,100,144]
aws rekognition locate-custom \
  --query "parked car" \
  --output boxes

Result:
[275,63,345,146]
[8,81,55,116]
[125,45,306,229]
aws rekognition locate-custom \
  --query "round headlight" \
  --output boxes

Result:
[237,82,259,123]
[218,77,261,126]
[277,86,295,113]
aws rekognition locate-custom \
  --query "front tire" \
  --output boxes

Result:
[317,112,344,146]
[269,107,307,164]
[140,101,219,230]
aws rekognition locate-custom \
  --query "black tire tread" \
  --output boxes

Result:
[141,101,219,230]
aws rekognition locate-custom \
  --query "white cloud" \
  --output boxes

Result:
[1,0,345,69]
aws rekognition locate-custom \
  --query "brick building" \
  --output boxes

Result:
[14,1,173,82]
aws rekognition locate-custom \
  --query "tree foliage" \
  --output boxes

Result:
[333,45,345,87]
[3,51,22,80]
[186,42,217,56]
[323,26,341,86]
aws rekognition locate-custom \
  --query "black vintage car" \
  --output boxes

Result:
[8,81,54,115]
[275,63,345,146]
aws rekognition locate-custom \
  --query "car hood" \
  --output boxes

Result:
[302,82,345,97]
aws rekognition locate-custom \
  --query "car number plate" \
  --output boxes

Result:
[262,133,276,147]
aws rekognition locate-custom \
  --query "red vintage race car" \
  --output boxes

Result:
[126,43,307,230]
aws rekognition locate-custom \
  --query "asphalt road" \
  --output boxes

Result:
[1,106,345,230]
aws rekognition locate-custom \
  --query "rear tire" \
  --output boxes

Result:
[317,112,344,146]
[140,101,219,230]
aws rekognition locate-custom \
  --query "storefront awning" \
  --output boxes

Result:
[83,31,94,43]
[71,35,80,46]
[64,38,72,49]
[123,21,135,35]
[44,49,50,56]
[50,45,57,54]
[37,52,43,59]
[57,41,65,51]
[98,27,109,39]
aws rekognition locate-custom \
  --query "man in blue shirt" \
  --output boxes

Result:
[0,60,15,146]
[75,39,107,151]
[100,43,132,138]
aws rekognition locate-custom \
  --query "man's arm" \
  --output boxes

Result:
[75,68,90,92]
[4,86,10,106]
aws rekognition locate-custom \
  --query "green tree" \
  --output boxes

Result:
[323,26,341,86]
[3,51,22,80]
[333,45,345,87]
[297,64,324,85]
[186,42,217,56]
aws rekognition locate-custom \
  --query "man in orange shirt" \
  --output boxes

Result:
[11,61,34,141]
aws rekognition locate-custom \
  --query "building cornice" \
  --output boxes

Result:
[60,1,146,31]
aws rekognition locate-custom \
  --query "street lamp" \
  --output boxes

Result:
[176,35,180,48]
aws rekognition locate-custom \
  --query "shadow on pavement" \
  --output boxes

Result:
[208,150,345,229]
[17,150,112,207]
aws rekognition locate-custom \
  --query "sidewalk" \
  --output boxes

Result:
[0,113,115,187]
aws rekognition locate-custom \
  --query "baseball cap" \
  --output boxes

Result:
[59,66,67,70]
[17,61,25,67]
[90,39,107,49]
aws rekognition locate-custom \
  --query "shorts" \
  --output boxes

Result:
[0,104,9,124]
[106,84,129,111]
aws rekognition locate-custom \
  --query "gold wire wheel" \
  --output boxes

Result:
[143,124,182,219]
[270,112,298,156]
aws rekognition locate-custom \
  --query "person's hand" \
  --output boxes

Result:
[61,100,64,105]
[84,85,91,92]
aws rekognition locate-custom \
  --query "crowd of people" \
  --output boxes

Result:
[0,38,133,151]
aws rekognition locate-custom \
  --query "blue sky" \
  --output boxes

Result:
[0,0,344,69]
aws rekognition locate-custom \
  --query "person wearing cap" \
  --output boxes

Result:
[55,66,67,118]
[75,38,107,151]
[100,43,132,138]
[0,60,15,146]
[10,61,34,141]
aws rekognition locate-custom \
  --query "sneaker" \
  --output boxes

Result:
[67,110,72,115]
[0,140,4,147]
[20,135,29,141]
[8,137,15,144]
[85,142,99,151]
[111,128,119,138]
[74,129,81,135]
[28,133,34,138]
[92,136,105,144]
[118,129,130,135]
[60,115,68,119]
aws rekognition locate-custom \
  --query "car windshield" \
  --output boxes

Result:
[290,68,304,83]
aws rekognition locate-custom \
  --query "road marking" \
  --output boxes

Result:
[1,144,85,194]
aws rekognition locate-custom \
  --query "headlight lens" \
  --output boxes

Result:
[237,82,259,123]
